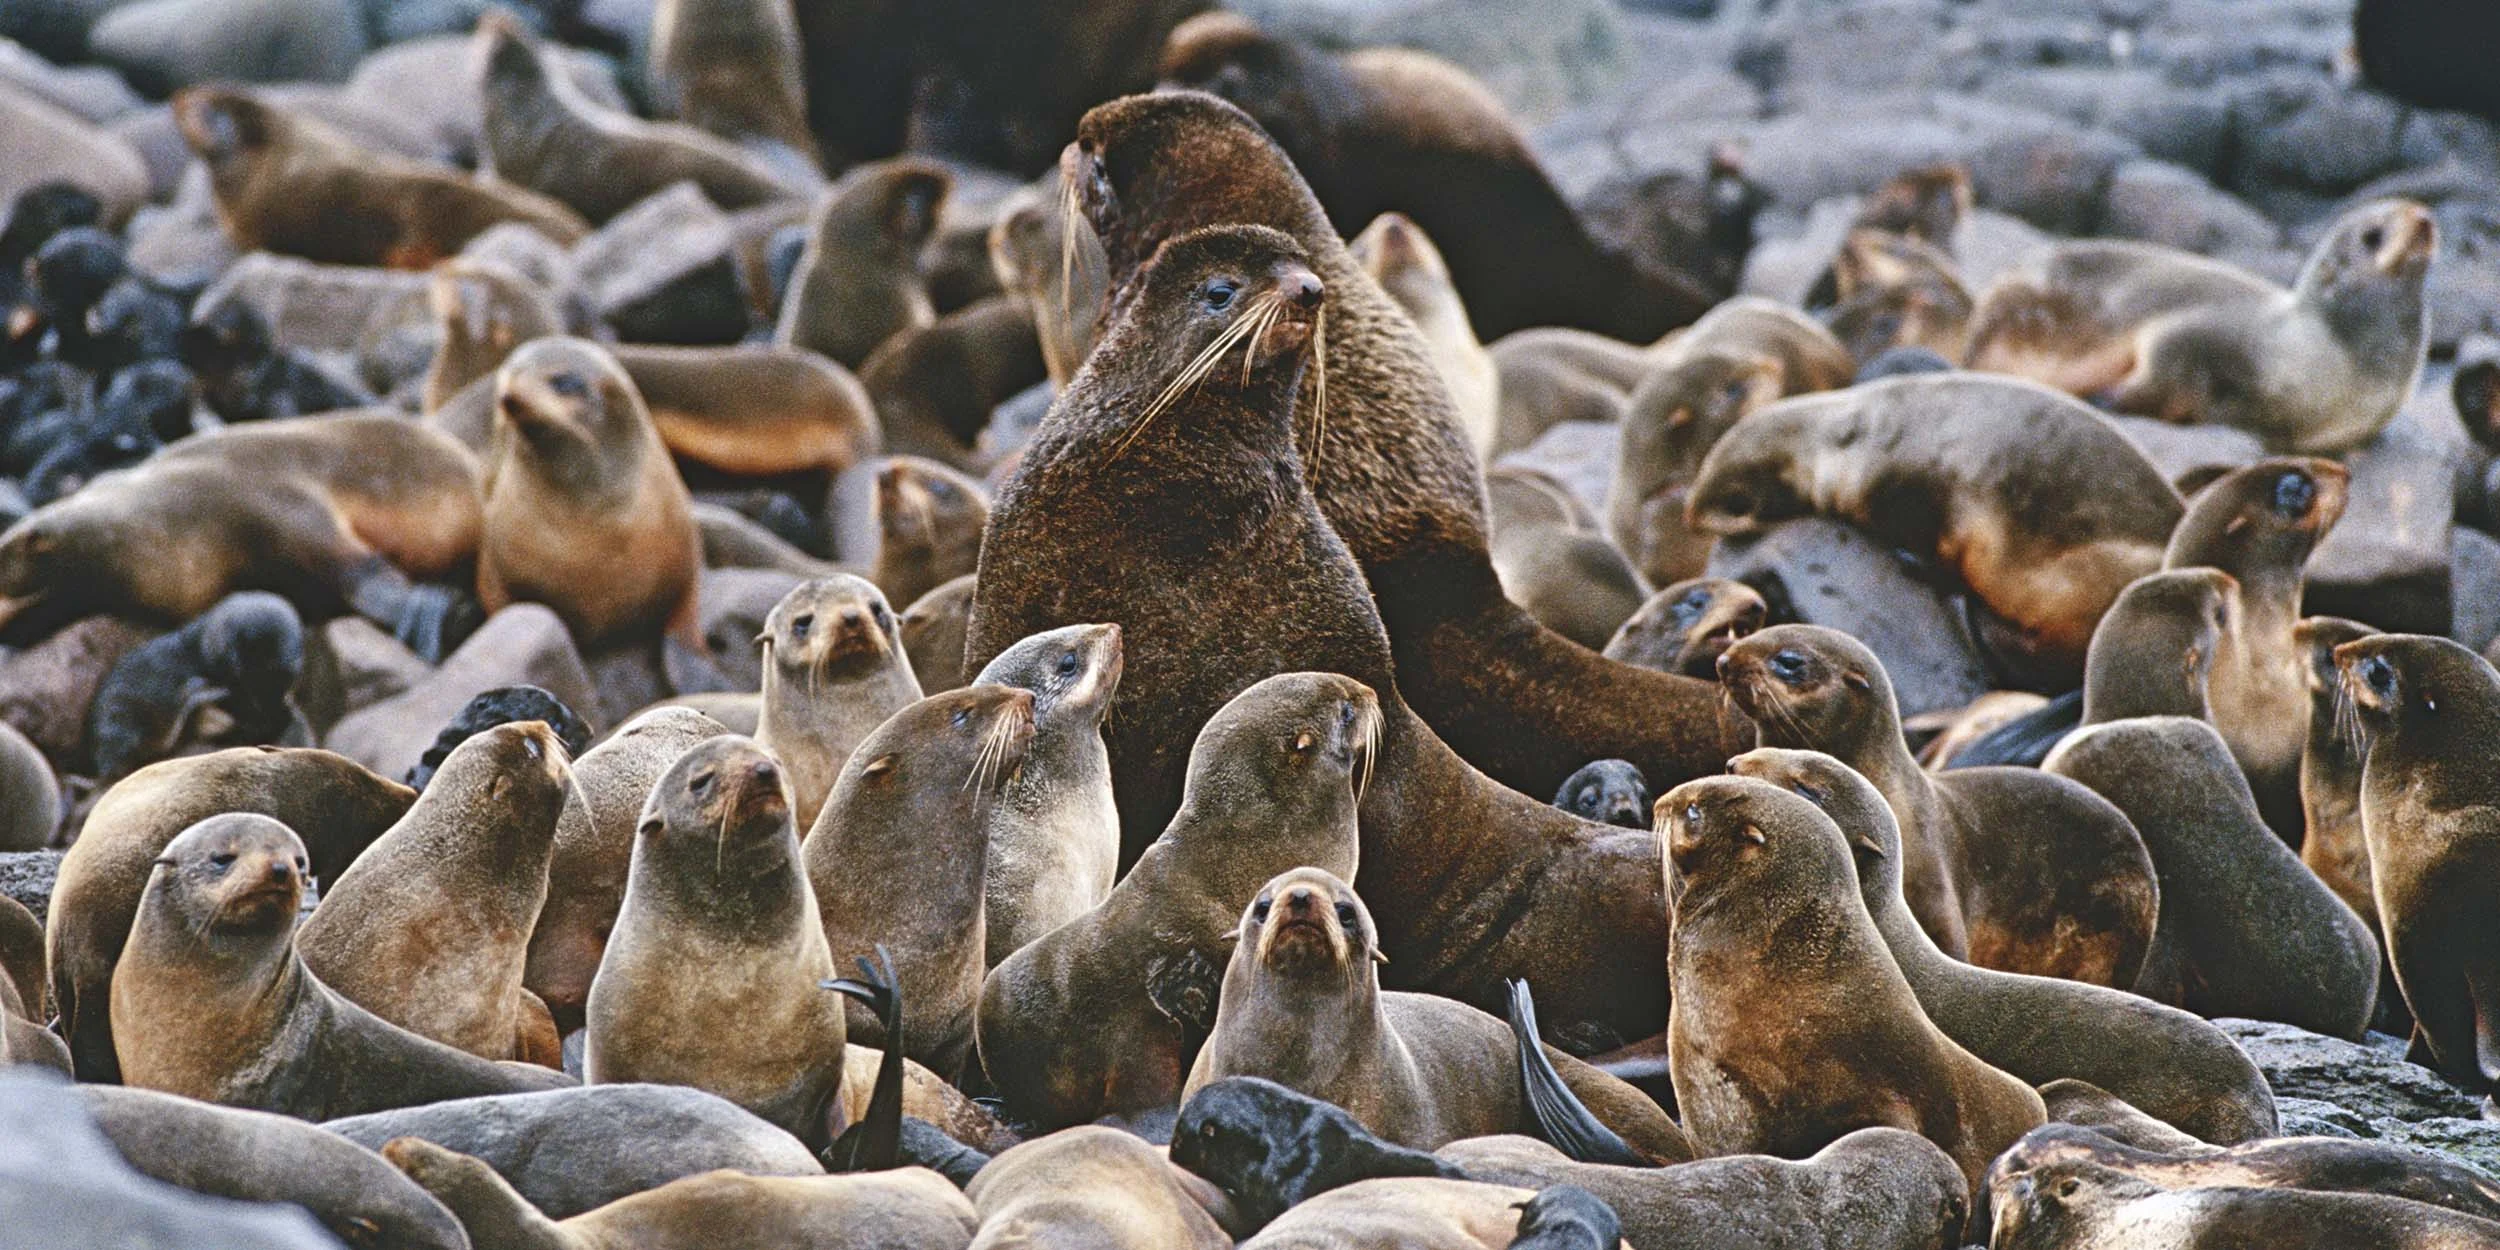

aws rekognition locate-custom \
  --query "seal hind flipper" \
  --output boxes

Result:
[822,945,903,1172]
[1507,979,1647,1167]
[1943,688,2084,770]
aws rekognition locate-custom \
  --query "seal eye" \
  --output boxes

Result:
[548,371,590,399]
[1718,378,1750,410]
[789,613,812,641]
[689,770,715,796]
[1250,896,1272,923]
[1057,650,1080,678]
[1683,802,1702,827]
[870,602,890,627]
[2360,226,2384,253]
[2360,655,2398,702]
[2271,471,2315,517]
[1767,650,1811,683]
[1334,901,1360,931]
[952,706,972,728]
[1202,279,1240,312]
[209,851,237,870]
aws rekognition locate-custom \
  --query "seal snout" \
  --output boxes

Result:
[2365,201,2437,274]
[1277,266,1324,312]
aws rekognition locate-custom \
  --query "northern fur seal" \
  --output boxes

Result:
[1730,747,2277,1145]
[1056,89,1735,812]
[650,0,821,179]
[987,180,1108,388]
[611,343,879,479]
[965,1125,1236,1249]
[2337,634,2500,1111]
[47,746,413,1082]
[174,85,588,266]
[1688,374,2184,686]
[1661,775,2045,1206]
[2298,617,2380,924]
[1348,211,1496,455]
[775,159,949,369]
[1988,1158,2500,1250]
[296,721,570,1066]
[1235,1176,1578,1250]
[969,623,1123,966]
[111,813,572,1118]
[871,457,989,611]
[1170,1077,1466,1233]
[84,589,311,781]
[967,219,1678,1046]
[901,573,977,694]
[1185,867,1693,1160]
[1719,625,2158,986]
[1986,1118,2500,1225]
[754,575,923,831]
[976,671,1374,1132]
[1601,578,1768,681]
[1967,199,2435,454]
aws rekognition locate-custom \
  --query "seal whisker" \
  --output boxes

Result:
[1113,298,1272,461]
[1058,169,1081,326]
[1306,305,1327,470]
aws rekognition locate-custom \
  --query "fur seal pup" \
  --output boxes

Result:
[967,220,1679,1046]
[2079,569,2237,725]
[968,623,1123,966]
[480,338,721,692]
[1719,625,2159,986]
[2045,715,2380,1039]
[1986,1119,2500,1225]
[1989,1158,2500,1250]
[754,575,923,831]
[406,684,592,790]
[1552,760,1650,831]
[1157,14,1712,342]
[0,413,485,661]
[111,813,572,1118]
[296,722,570,1066]
[1688,374,2185,686]
[806,684,1035,1080]
[1184,867,1693,1160]
[977,672,1374,1131]
[421,256,565,442]
[1235,1176,1570,1250]
[0,896,66,1072]
[46,745,413,1082]
[85,590,311,781]
[1661,775,2045,1207]
[2338,634,2500,1111]
[902,573,977,694]
[1170,1077,1467,1233]
[872,457,989,612]
[1486,328,1648,455]
[585,735,850,1149]
[387,1137,980,1250]
[1824,228,1976,365]
[1056,90,1736,811]
[609,343,878,479]
[650,0,822,179]
[78,1086,468,1250]
[1601,578,1767,681]
[1349,211,1497,454]
[965,1125,1236,1249]
[1731,747,2278,1145]
[2298,617,2380,925]
[1967,199,2434,454]
[775,159,949,369]
[174,85,588,266]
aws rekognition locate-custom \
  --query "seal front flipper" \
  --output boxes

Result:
[1944,688,2083,770]
[382,1137,573,1250]
[1511,1185,1627,1250]
[822,945,903,1172]
[1507,979,1648,1167]
[345,560,483,664]
[891,1117,992,1188]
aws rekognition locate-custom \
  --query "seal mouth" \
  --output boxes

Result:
[2369,203,2437,275]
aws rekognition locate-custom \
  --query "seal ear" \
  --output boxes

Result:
[1841,669,1871,693]
[1370,947,1389,966]
[1739,823,1767,846]
[1218,926,1242,943]
[1846,828,1884,857]
[860,754,897,780]
[885,172,949,247]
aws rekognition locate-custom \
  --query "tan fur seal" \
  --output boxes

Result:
[174,85,588,267]
[1720,625,2159,986]
[1661,775,2045,1207]
[1967,199,2435,454]
[989,180,1109,389]
[2298,617,2379,924]
[805,684,1035,1080]
[650,0,822,180]
[1185,867,1693,1161]
[1606,297,1854,586]
[473,11,797,223]
[902,573,978,694]
[1986,1118,2500,1226]
[46,746,414,1082]
[978,672,1374,1131]
[966,1125,1235,1250]
[1486,466,1652,652]
[1236,1176,1559,1250]
[1825,228,1975,364]
[296,722,570,1066]
[1730,747,2278,1145]
[1349,212,1497,455]
[1487,327,1650,455]
[967,219,1682,1048]
[524,705,728,1029]
[2045,715,2380,1039]
[2163,456,2349,841]
[1601,578,1767,681]
[585,735,849,1148]
[2338,634,2500,1112]
[422,257,565,429]
[856,295,1047,465]
[1989,1158,2500,1250]
[0,413,485,659]
[1057,90,1737,813]
[755,575,923,830]
[610,343,879,479]
[1,895,68,1072]
[1688,374,2185,685]
[969,624,1125,966]
[387,1137,981,1250]
[112,813,572,1117]
[481,337,720,690]
[872,457,989,611]
[0,718,60,851]
[2076,569,2237,725]
[775,159,949,369]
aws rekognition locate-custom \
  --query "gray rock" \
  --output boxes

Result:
[0,1069,344,1250]
[296,617,431,735]
[0,37,140,123]
[1964,124,2133,236]
[2453,527,2500,654]
[0,614,156,766]
[2217,1017,2486,1123]
[0,851,60,927]
[1241,0,1634,125]
[2273,1096,2370,1139]
[0,77,149,228]
[123,162,238,287]
[1706,518,1991,718]
[2373,1118,2500,1178]
[2227,72,2410,201]
[571,182,751,345]
[2304,399,2465,636]
[88,0,364,95]
[194,252,434,359]
[325,604,600,783]
[1735,0,1954,115]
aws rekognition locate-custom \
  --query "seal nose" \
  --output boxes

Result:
[841,609,866,633]
[1281,269,1323,311]
[266,858,294,884]
[1280,885,1320,918]
[1715,651,1737,681]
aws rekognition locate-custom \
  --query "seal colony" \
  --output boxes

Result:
[1,2,2497,1247]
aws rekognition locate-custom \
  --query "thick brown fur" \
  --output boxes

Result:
[650,0,823,178]
[2298,617,2379,925]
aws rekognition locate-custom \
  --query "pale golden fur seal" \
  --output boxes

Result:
[966,1126,1235,1250]
[755,575,923,831]
[1349,211,1497,455]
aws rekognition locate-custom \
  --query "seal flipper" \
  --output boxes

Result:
[1508,979,1647,1167]
[1147,947,1224,1041]
[1943,687,2083,770]
[344,560,484,665]
[1511,1185,1626,1250]
[822,944,904,1172]
[892,1116,991,1188]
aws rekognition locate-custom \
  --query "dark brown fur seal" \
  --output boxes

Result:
[755,575,923,831]
[1602,578,1768,681]
[1056,89,1737,812]
[1730,746,2278,1145]
[1720,624,2159,986]
[966,220,1679,1048]
[2338,634,2500,1112]
[977,671,1374,1132]
[1989,1158,2500,1250]
[1688,374,2185,687]
[775,159,949,369]
[2298,617,2379,925]
[174,85,588,267]
[650,0,822,179]
[872,457,989,610]
[1187,866,1692,1160]
[296,721,570,1066]
[46,746,413,1082]
[1968,199,2435,454]
[1661,775,2045,1208]
[111,813,571,1118]
[856,295,1047,466]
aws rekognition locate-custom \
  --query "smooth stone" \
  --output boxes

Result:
[324,604,600,783]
